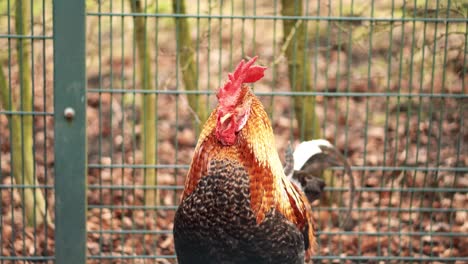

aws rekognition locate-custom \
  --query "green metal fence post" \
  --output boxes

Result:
[53,0,87,263]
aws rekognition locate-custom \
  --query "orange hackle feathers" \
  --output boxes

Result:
[181,57,316,257]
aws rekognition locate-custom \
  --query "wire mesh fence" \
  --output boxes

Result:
[0,0,54,262]
[1,0,467,263]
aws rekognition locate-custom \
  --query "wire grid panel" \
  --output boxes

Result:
[0,0,466,263]
[84,0,467,263]
[83,1,467,263]
[0,0,54,263]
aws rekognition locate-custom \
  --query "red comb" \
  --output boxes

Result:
[217,56,267,108]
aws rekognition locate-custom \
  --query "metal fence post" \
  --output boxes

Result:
[53,0,87,263]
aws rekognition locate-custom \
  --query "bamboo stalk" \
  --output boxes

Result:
[0,0,50,227]
[172,0,208,129]
[129,0,158,206]
[281,0,334,205]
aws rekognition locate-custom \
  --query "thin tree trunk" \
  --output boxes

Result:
[0,66,9,110]
[0,0,50,226]
[172,0,208,130]
[281,0,334,205]
[129,0,158,206]
[281,0,321,140]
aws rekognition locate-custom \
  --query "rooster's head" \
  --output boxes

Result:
[215,56,267,145]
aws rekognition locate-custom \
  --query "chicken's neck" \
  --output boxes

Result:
[182,95,306,225]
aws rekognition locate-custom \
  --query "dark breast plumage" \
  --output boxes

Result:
[174,159,306,264]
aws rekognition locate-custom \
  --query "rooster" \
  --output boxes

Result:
[174,56,315,264]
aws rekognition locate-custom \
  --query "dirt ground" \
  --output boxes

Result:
[1,0,467,263]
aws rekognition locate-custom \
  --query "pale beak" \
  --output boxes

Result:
[220,112,233,124]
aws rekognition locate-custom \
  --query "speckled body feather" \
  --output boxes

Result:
[174,160,306,264]
[174,59,315,263]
